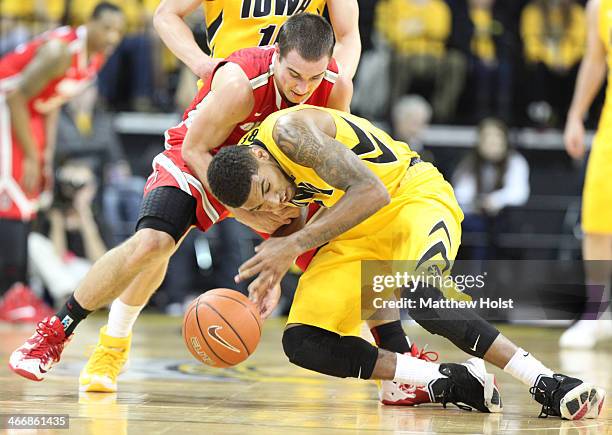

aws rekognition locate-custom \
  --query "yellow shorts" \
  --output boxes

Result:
[287,163,464,336]
[582,133,612,234]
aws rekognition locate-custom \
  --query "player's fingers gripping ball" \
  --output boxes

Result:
[182,288,262,367]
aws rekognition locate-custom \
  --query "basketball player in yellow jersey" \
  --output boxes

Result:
[563,0,612,348]
[153,0,360,80]
[207,106,606,419]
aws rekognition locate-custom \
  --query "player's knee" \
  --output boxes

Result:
[407,283,500,358]
[282,324,378,379]
[126,229,175,268]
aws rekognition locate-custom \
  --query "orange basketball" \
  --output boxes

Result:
[182,288,262,367]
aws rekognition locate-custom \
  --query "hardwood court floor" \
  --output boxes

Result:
[0,314,610,434]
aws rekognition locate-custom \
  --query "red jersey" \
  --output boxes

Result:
[145,46,337,234]
[164,46,339,152]
[0,26,105,221]
[0,25,105,115]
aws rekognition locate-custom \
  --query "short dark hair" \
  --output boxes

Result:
[277,13,334,61]
[207,146,259,208]
[91,2,123,20]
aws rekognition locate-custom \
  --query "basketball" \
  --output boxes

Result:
[182,288,262,367]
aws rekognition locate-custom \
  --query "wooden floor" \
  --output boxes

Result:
[0,314,610,434]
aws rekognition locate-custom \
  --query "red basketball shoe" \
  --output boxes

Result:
[9,316,70,381]
[379,343,439,405]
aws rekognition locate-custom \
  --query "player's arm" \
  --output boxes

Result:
[41,107,61,206]
[327,0,361,80]
[6,39,71,194]
[325,74,353,112]
[183,65,300,233]
[273,110,390,252]
[153,0,218,79]
[564,0,606,159]
[181,63,255,189]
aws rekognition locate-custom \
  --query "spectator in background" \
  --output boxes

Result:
[453,118,530,259]
[391,94,435,161]
[56,88,144,246]
[451,0,517,123]
[375,0,466,122]
[69,0,160,111]
[521,0,586,127]
[29,161,108,306]
[0,0,65,55]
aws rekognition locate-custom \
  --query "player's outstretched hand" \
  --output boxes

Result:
[194,57,223,82]
[235,236,301,312]
[564,115,586,160]
[256,284,282,319]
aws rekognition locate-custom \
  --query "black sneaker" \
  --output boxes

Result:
[427,358,502,413]
[530,374,606,420]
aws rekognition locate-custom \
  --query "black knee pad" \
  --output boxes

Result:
[136,186,196,242]
[282,325,378,379]
[406,284,500,358]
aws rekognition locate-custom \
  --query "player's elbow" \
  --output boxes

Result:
[153,2,174,32]
[364,179,390,209]
[181,145,199,166]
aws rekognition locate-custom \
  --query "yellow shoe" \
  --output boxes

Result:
[79,326,131,393]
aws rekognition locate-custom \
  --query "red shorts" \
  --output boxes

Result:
[144,147,319,271]
[0,95,45,221]
[144,148,230,231]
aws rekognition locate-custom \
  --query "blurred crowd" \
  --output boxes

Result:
[1,0,589,315]
[1,0,591,127]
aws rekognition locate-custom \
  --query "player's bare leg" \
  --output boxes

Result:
[401,284,606,420]
[560,233,612,349]
[79,263,170,392]
[283,323,501,413]
[367,316,440,406]
[79,227,194,392]
[73,229,175,309]
[9,228,176,382]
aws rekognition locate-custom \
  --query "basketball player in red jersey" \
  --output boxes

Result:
[0,3,125,317]
[9,12,353,383]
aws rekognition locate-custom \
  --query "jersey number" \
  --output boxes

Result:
[341,117,399,164]
[259,25,278,46]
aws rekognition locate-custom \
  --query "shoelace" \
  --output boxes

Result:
[411,344,439,363]
[88,346,125,374]
[529,376,562,418]
[29,320,65,364]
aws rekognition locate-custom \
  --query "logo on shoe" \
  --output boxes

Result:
[61,315,74,329]
[207,326,240,353]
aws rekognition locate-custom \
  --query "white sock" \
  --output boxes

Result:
[106,299,144,338]
[503,348,554,387]
[393,352,446,386]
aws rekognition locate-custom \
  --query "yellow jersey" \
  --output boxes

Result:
[598,0,612,132]
[239,105,420,208]
[203,0,327,58]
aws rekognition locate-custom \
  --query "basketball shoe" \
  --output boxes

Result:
[79,326,131,392]
[379,343,439,405]
[530,374,606,420]
[559,320,612,349]
[8,315,70,381]
[427,358,502,413]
